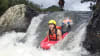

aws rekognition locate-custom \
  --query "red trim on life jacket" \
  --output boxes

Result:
[56,26,62,30]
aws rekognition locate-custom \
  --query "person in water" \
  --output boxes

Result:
[61,17,73,34]
[58,0,65,10]
[47,20,62,41]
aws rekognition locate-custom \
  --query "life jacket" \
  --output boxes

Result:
[49,29,57,41]
[49,26,62,41]
[63,19,72,24]
[56,26,62,30]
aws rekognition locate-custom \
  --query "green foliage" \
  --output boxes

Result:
[0,0,9,16]
[26,2,42,12]
[0,0,61,16]
[0,0,41,16]
[43,5,61,12]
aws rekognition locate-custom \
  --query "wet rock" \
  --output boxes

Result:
[0,4,39,33]
[83,0,100,54]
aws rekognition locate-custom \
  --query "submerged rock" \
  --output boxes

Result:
[0,4,39,33]
[83,0,100,54]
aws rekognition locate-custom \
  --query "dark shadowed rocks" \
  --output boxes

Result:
[83,0,100,54]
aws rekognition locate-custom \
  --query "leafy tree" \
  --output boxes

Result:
[0,0,62,16]
[0,0,42,16]
[0,0,9,16]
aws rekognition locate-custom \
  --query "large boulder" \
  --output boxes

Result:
[0,4,39,33]
[83,0,100,54]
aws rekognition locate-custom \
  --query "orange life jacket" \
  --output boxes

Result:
[49,33,57,41]
[49,26,62,41]
[49,29,57,41]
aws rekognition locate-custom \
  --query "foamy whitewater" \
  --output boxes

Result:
[0,14,90,56]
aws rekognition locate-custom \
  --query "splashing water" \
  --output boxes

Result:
[0,14,47,56]
[0,23,88,56]
[0,12,91,56]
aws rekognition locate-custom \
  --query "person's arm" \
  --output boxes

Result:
[57,29,62,41]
